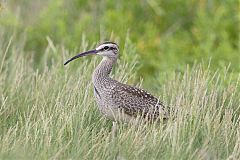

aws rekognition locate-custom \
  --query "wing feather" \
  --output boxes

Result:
[112,83,169,120]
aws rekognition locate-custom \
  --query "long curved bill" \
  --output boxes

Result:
[64,49,97,65]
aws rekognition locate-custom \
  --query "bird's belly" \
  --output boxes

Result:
[93,92,134,122]
[100,105,134,123]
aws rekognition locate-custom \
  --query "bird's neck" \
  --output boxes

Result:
[92,57,117,87]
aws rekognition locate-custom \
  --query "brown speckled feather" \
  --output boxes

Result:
[112,83,169,120]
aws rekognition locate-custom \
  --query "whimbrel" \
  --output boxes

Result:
[64,42,169,123]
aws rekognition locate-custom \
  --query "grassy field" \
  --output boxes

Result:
[1,36,240,159]
[0,0,240,159]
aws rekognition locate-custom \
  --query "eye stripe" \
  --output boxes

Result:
[96,42,119,51]
[100,47,116,51]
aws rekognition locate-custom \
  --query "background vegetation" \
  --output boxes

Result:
[0,0,239,159]
[1,0,239,80]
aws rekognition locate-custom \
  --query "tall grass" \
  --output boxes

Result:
[0,37,239,159]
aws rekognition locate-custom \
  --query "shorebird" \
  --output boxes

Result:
[64,42,169,123]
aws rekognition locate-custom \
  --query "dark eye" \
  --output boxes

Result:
[103,46,109,50]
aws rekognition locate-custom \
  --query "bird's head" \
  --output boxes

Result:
[64,42,119,65]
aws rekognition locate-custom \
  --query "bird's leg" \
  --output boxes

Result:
[111,121,117,139]
[111,121,121,160]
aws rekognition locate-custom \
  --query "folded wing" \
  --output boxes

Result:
[112,83,169,121]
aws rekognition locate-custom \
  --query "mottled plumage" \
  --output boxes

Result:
[112,83,168,121]
[64,42,169,123]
